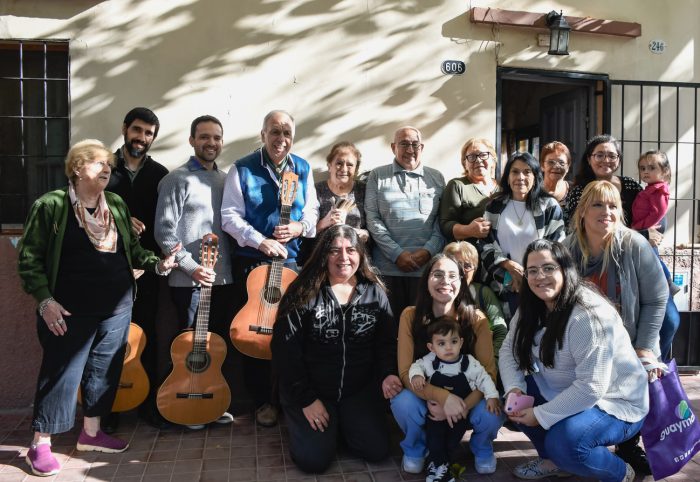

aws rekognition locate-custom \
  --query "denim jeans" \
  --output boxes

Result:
[659,292,680,362]
[518,376,645,482]
[656,254,680,361]
[390,388,504,459]
[32,309,132,434]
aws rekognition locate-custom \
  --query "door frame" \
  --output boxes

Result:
[496,67,610,173]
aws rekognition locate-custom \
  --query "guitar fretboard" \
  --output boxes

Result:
[193,286,212,352]
[268,204,293,284]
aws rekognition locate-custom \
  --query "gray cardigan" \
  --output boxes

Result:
[563,228,667,356]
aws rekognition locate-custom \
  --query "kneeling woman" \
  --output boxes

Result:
[499,240,648,482]
[272,225,401,473]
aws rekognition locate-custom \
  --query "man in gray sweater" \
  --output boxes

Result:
[154,115,235,427]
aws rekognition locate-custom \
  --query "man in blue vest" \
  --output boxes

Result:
[221,110,318,427]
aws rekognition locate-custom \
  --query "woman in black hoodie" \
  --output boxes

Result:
[272,224,402,473]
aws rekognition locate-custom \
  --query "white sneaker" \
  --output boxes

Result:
[401,454,425,474]
[215,412,234,424]
[622,463,636,482]
[475,454,497,474]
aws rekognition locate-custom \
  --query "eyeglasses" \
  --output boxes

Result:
[591,152,620,162]
[462,263,475,272]
[524,264,560,279]
[429,270,461,282]
[397,141,423,151]
[465,152,491,164]
[544,159,568,168]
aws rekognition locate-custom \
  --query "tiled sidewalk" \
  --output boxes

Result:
[1,374,699,482]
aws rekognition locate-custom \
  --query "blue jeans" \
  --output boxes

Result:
[518,377,645,482]
[32,309,132,434]
[657,256,680,362]
[660,292,680,362]
[390,389,504,459]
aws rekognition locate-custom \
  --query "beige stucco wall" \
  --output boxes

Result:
[0,0,695,181]
[0,0,698,409]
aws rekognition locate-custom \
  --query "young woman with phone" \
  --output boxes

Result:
[498,240,648,482]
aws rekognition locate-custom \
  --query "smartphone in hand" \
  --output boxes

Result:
[505,392,535,414]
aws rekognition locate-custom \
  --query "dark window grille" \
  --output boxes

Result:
[612,80,700,369]
[0,40,70,231]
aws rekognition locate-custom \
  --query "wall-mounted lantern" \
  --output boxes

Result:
[546,10,571,55]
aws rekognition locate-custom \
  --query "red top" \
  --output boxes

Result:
[631,181,669,230]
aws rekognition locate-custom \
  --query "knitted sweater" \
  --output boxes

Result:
[154,157,232,287]
[563,228,667,356]
[499,287,649,430]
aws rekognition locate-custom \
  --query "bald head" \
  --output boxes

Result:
[391,126,424,171]
[261,110,295,165]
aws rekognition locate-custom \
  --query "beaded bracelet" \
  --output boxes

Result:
[38,297,55,317]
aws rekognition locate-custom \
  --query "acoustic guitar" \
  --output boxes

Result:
[77,322,149,412]
[156,233,231,426]
[230,171,299,360]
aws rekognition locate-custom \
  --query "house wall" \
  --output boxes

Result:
[0,0,697,408]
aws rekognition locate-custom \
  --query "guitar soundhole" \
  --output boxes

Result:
[264,286,282,304]
[186,352,211,373]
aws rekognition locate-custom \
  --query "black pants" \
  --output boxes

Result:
[232,257,299,408]
[281,383,390,473]
[131,272,160,409]
[169,284,237,411]
[426,417,469,466]
[384,275,420,320]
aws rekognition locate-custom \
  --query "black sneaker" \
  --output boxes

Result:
[138,407,173,430]
[426,462,454,482]
[617,441,651,476]
[100,412,120,434]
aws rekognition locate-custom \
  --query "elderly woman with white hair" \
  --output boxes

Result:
[18,139,179,477]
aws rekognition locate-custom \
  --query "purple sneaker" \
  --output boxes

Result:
[26,443,60,476]
[76,429,129,453]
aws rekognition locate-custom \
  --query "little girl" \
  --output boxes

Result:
[631,150,671,231]
[631,150,679,361]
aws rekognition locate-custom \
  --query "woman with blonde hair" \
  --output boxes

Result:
[564,180,666,475]
[439,138,499,244]
[18,139,179,476]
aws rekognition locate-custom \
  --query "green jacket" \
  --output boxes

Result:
[17,188,161,303]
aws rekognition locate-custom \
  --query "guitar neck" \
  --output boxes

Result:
[193,286,213,352]
[280,203,292,227]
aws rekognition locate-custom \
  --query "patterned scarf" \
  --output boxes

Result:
[68,181,118,253]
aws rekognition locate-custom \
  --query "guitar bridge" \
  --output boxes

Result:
[249,325,273,335]
[176,393,214,399]
[118,382,134,389]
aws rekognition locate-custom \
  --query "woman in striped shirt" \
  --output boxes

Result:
[499,239,648,482]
